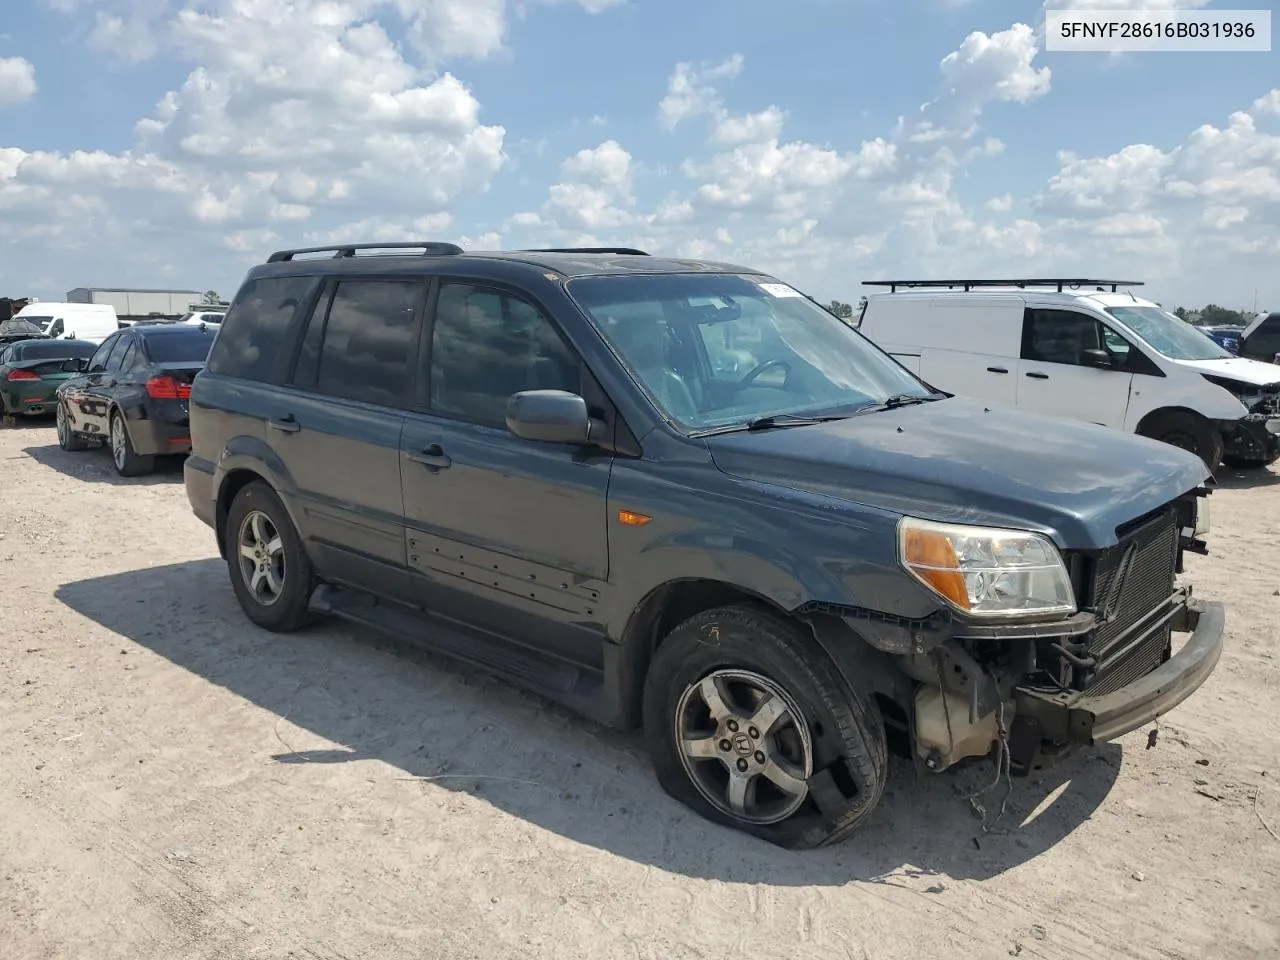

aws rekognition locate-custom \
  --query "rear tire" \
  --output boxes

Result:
[1139,411,1222,471]
[224,481,315,632]
[642,604,888,849]
[109,410,154,476]
[56,400,89,451]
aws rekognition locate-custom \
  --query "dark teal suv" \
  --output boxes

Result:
[184,242,1224,848]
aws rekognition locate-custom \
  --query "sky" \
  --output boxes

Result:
[0,0,1277,313]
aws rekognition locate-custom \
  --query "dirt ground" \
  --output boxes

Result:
[1,420,1278,960]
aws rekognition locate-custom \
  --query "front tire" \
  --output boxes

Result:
[224,481,315,632]
[1222,453,1280,470]
[56,401,89,451]
[642,605,888,849]
[1139,410,1222,471]
[109,410,154,476]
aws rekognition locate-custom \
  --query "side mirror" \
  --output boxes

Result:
[60,357,88,373]
[506,390,604,445]
[1080,348,1112,368]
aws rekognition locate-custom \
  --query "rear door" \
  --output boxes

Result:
[399,278,613,670]
[1016,307,1135,428]
[266,276,425,600]
[913,298,1024,405]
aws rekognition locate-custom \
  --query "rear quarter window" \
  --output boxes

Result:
[205,275,316,382]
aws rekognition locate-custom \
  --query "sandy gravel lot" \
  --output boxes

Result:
[2,419,1279,960]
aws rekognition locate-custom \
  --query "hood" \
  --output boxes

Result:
[705,397,1209,550]
[1168,355,1280,387]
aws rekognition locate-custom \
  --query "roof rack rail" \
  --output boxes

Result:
[862,278,1144,294]
[520,246,649,256]
[266,242,464,263]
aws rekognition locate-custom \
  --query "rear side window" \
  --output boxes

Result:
[298,279,423,407]
[119,342,137,370]
[206,275,314,382]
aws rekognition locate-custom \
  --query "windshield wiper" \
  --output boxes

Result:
[864,393,943,412]
[692,412,850,437]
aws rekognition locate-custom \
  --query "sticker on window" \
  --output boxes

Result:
[756,282,803,298]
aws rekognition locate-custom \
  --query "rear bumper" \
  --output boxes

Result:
[184,455,217,530]
[1014,596,1224,748]
[128,400,191,456]
[3,387,57,415]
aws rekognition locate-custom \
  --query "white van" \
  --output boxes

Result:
[857,279,1280,470]
[14,301,120,343]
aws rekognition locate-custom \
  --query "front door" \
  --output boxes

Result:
[65,332,129,438]
[1017,308,1136,428]
[400,279,613,670]
[263,276,427,600]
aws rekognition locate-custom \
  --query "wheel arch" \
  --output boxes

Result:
[1134,404,1212,435]
[612,577,906,732]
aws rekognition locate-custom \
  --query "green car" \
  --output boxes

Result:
[0,337,99,418]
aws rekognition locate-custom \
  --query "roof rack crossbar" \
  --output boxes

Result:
[266,242,464,263]
[862,278,1144,294]
[520,247,649,256]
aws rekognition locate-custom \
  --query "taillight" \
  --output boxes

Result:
[6,369,39,381]
[145,376,191,399]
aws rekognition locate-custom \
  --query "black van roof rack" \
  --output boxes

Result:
[266,242,464,263]
[862,278,1144,294]
[521,247,649,256]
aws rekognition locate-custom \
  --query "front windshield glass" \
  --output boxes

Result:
[566,273,933,430]
[1105,305,1230,361]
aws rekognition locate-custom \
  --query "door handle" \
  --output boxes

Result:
[406,444,451,469]
[268,415,301,433]
[1025,371,1049,380]
[986,366,1008,374]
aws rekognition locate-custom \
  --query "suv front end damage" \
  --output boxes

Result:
[887,487,1223,774]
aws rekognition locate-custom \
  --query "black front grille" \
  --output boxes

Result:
[1083,509,1178,695]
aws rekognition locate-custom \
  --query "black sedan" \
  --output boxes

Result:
[56,323,216,476]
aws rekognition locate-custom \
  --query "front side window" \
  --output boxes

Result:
[1105,305,1229,361]
[1022,309,1119,366]
[103,336,131,371]
[565,273,931,430]
[428,282,580,426]
[88,335,119,372]
[309,279,423,407]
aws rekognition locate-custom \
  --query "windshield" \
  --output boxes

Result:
[566,273,933,430]
[20,316,53,329]
[145,330,215,363]
[1105,306,1230,361]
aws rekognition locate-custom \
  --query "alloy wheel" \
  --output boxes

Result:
[56,404,67,445]
[674,668,814,825]
[110,416,127,469]
[237,510,287,606]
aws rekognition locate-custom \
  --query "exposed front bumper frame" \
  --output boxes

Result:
[1014,596,1224,748]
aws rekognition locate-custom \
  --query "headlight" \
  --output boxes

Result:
[1194,497,1210,537]
[898,516,1076,618]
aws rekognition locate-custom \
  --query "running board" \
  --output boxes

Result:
[311,583,602,705]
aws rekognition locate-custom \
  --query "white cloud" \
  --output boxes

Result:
[656,54,744,131]
[986,194,1013,212]
[711,107,787,146]
[0,57,36,106]
[1251,89,1280,116]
